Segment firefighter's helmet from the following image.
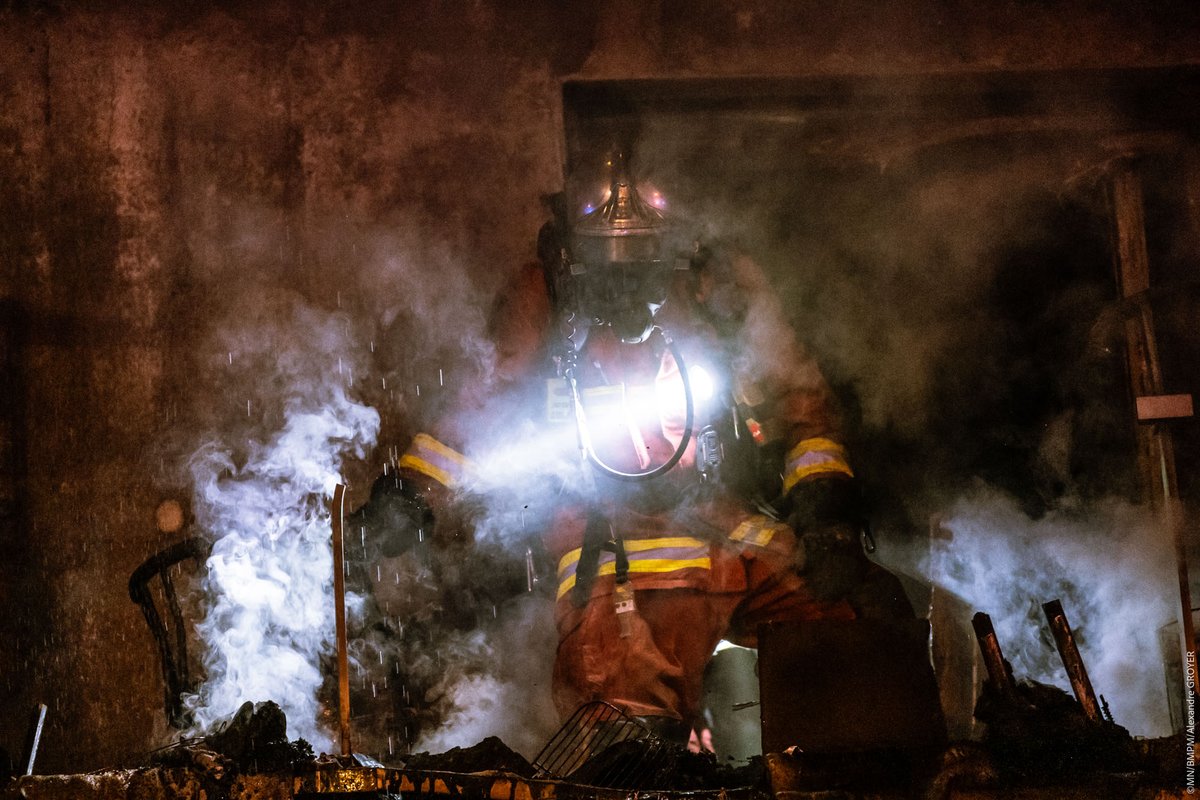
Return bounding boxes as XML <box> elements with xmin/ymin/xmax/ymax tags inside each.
<box><xmin>567</xmin><ymin>150</ymin><xmax>674</xmax><ymax>344</ymax></box>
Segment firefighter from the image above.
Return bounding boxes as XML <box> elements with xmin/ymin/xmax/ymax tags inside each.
<box><xmin>366</xmin><ymin>152</ymin><xmax>911</xmax><ymax>744</ymax></box>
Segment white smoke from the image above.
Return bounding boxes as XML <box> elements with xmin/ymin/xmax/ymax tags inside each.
<box><xmin>412</xmin><ymin>595</ymin><xmax>560</xmax><ymax>759</ymax></box>
<box><xmin>922</xmin><ymin>485</ymin><xmax>1177</xmax><ymax>736</ymax></box>
<box><xmin>182</xmin><ymin>295</ymin><xmax>380</xmax><ymax>748</ymax></box>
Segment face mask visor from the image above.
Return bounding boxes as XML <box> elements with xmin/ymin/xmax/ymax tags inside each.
<box><xmin>569</xmin><ymin>152</ymin><xmax>673</xmax><ymax>344</ymax></box>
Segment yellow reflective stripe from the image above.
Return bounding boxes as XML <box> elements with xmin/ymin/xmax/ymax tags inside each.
<box><xmin>556</xmin><ymin>557</ymin><xmax>712</xmax><ymax>600</ymax></box>
<box><xmin>782</xmin><ymin>437</ymin><xmax>853</xmax><ymax>494</ymax></box>
<box><xmin>555</xmin><ymin>536</ymin><xmax>712</xmax><ymax>600</ymax></box>
<box><xmin>622</xmin><ymin>536</ymin><xmax>707</xmax><ymax>553</ymax></box>
<box><xmin>398</xmin><ymin>454</ymin><xmax>455</xmax><ymax>488</ymax></box>
<box><xmin>785</xmin><ymin>437</ymin><xmax>847</xmax><ymax>463</ymax></box>
<box><xmin>728</xmin><ymin>522</ymin><xmax>752</xmax><ymax>542</ymax></box>
<box><xmin>412</xmin><ymin>433</ymin><xmax>470</xmax><ymax>468</ymax></box>
<box><xmin>556</xmin><ymin>536</ymin><xmax>709</xmax><ymax>575</ymax></box>
<box><xmin>557</xmin><ymin>548</ymin><xmax>581</xmax><ymax>577</ymax></box>
<box><xmin>557</xmin><ymin>561</ymin><xmax>611</xmax><ymax>600</ymax></box>
<box><xmin>628</xmin><ymin>557</ymin><xmax>711</xmax><ymax>575</ymax></box>
<box><xmin>399</xmin><ymin>433</ymin><xmax>473</xmax><ymax>488</ymax></box>
<box><xmin>729</xmin><ymin>518</ymin><xmax>783</xmax><ymax>548</ymax></box>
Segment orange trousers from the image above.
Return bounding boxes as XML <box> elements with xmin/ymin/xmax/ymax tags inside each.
<box><xmin>551</xmin><ymin>537</ymin><xmax>857</xmax><ymax>724</ymax></box>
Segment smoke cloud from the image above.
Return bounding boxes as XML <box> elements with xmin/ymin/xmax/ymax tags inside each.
<box><xmin>922</xmin><ymin>485</ymin><xmax>1176</xmax><ymax>736</ymax></box>
<box><xmin>620</xmin><ymin>112</ymin><xmax>1184</xmax><ymax>743</ymax></box>
<box><xmin>411</xmin><ymin>595</ymin><xmax>560</xmax><ymax>758</ymax></box>
<box><xmin>181</xmin><ymin>291</ymin><xmax>380</xmax><ymax>748</ymax></box>
<box><xmin>342</xmin><ymin>413</ymin><xmax>575</xmax><ymax>759</ymax></box>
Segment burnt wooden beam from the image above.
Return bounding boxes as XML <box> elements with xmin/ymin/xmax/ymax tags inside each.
<box><xmin>971</xmin><ymin>612</ymin><xmax>1016</xmax><ymax>699</ymax></box>
<box><xmin>1042</xmin><ymin>599</ymin><xmax>1102</xmax><ymax>723</ymax></box>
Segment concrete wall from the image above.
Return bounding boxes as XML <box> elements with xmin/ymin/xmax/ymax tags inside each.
<box><xmin>0</xmin><ymin>0</ymin><xmax>1197</xmax><ymax>772</ymax></box>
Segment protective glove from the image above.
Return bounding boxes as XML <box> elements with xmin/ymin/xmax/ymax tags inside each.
<box><xmin>787</xmin><ymin>478</ymin><xmax>870</xmax><ymax>602</ymax></box>
<box><xmin>351</xmin><ymin>470</ymin><xmax>441</xmax><ymax>560</ymax></box>
<box><xmin>354</xmin><ymin>470</ymin><xmax>544</xmax><ymax>621</ymax></box>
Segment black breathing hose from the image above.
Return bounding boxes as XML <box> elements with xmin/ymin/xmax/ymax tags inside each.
<box><xmin>568</xmin><ymin>330</ymin><xmax>695</xmax><ymax>482</ymax></box>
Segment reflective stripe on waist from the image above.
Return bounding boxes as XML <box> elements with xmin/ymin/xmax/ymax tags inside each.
<box><xmin>556</xmin><ymin>536</ymin><xmax>711</xmax><ymax>599</ymax></box>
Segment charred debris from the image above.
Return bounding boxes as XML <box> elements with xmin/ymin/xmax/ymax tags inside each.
<box><xmin>0</xmin><ymin>601</ymin><xmax>1187</xmax><ymax>799</ymax></box>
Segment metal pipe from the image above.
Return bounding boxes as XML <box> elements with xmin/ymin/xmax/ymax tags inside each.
<box><xmin>331</xmin><ymin>483</ymin><xmax>352</xmax><ymax>756</ymax></box>
<box><xmin>1042</xmin><ymin>599</ymin><xmax>1102</xmax><ymax>722</ymax></box>
<box><xmin>23</xmin><ymin>703</ymin><xmax>46</xmax><ymax>775</ymax></box>
<box><xmin>971</xmin><ymin>612</ymin><xmax>1015</xmax><ymax>698</ymax></box>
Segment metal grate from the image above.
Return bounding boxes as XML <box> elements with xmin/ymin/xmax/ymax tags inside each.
<box><xmin>531</xmin><ymin>701</ymin><xmax>672</xmax><ymax>789</ymax></box>
<box><xmin>532</xmin><ymin>702</ymin><xmax>643</xmax><ymax>779</ymax></box>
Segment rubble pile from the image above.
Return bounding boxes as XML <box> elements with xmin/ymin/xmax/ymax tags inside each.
<box><xmin>402</xmin><ymin>736</ymin><xmax>536</xmax><ymax>777</ymax></box>
<box><xmin>568</xmin><ymin>739</ymin><xmax>768</xmax><ymax>792</ymax></box>
<box><xmin>4</xmin><ymin>692</ymin><xmax>1189</xmax><ymax>800</ymax></box>
<box><xmin>402</xmin><ymin>734</ymin><xmax>766</xmax><ymax>792</ymax></box>
<box><xmin>973</xmin><ymin>679</ymin><xmax>1148</xmax><ymax>783</ymax></box>
<box><xmin>151</xmin><ymin>701</ymin><xmax>314</xmax><ymax>776</ymax></box>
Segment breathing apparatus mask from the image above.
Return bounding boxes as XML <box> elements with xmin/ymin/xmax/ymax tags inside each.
<box><xmin>554</xmin><ymin>151</ymin><xmax>676</xmax><ymax>348</ymax></box>
<box><xmin>543</xmin><ymin>153</ymin><xmax>696</xmax><ymax>482</ymax></box>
